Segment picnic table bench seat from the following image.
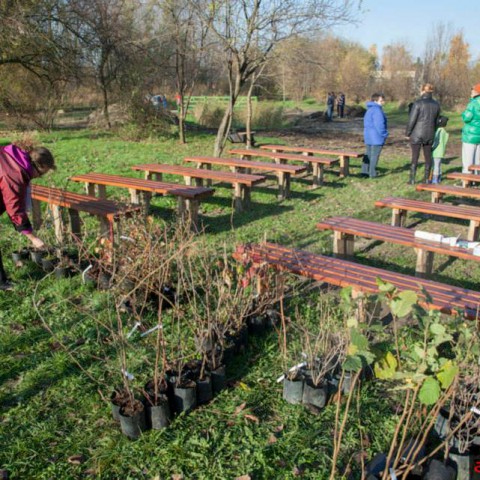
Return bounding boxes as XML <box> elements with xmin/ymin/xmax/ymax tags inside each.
<box><xmin>416</xmin><ymin>183</ymin><xmax>480</xmax><ymax>203</ymax></box>
<box><xmin>70</xmin><ymin>172</ymin><xmax>214</xmax><ymax>230</ymax></box>
<box><xmin>233</xmin><ymin>242</ymin><xmax>480</xmax><ymax>320</ymax></box>
<box><xmin>184</xmin><ymin>155</ymin><xmax>306</xmax><ymax>200</ymax></box>
<box><xmin>31</xmin><ymin>184</ymin><xmax>141</xmax><ymax>243</ymax></box>
<box><xmin>374</xmin><ymin>196</ymin><xmax>480</xmax><ymax>241</ymax></box>
<box><xmin>316</xmin><ymin>216</ymin><xmax>480</xmax><ymax>277</ymax></box>
<box><xmin>446</xmin><ymin>172</ymin><xmax>480</xmax><ymax>188</ymax></box>
<box><xmin>131</xmin><ymin>163</ymin><xmax>265</xmax><ymax>212</ymax></box>
<box><xmin>228</xmin><ymin>147</ymin><xmax>339</xmax><ymax>187</ymax></box>
<box><xmin>259</xmin><ymin>144</ymin><xmax>363</xmax><ymax>178</ymax></box>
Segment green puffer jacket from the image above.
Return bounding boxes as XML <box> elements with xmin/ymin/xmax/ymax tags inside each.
<box><xmin>462</xmin><ymin>96</ymin><xmax>480</xmax><ymax>144</ymax></box>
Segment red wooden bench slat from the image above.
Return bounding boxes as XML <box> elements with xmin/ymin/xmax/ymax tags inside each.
<box><xmin>70</xmin><ymin>173</ymin><xmax>214</xmax><ymax>199</ymax></box>
<box><xmin>228</xmin><ymin>148</ymin><xmax>339</xmax><ymax>165</ymax></box>
<box><xmin>259</xmin><ymin>144</ymin><xmax>363</xmax><ymax>158</ymax></box>
<box><xmin>132</xmin><ymin>163</ymin><xmax>266</xmax><ymax>186</ymax></box>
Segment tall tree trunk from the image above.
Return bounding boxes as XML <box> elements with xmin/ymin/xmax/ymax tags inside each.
<box><xmin>178</xmin><ymin>102</ymin><xmax>186</xmax><ymax>144</ymax></box>
<box><xmin>245</xmin><ymin>78</ymin><xmax>255</xmax><ymax>149</ymax></box>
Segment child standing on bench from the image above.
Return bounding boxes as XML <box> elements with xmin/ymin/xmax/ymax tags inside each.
<box><xmin>431</xmin><ymin>116</ymin><xmax>449</xmax><ymax>184</ymax></box>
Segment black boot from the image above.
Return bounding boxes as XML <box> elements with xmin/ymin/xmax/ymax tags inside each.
<box><xmin>408</xmin><ymin>165</ymin><xmax>417</xmax><ymax>185</ymax></box>
<box><xmin>424</xmin><ymin>165</ymin><xmax>432</xmax><ymax>184</ymax></box>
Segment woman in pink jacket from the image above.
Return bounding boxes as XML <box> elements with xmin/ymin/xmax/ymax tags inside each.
<box><xmin>0</xmin><ymin>144</ymin><xmax>56</xmax><ymax>290</ymax></box>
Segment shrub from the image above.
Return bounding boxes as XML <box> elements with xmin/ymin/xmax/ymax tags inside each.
<box><xmin>193</xmin><ymin>102</ymin><xmax>226</xmax><ymax>128</ymax></box>
<box><xmin>240</xmin><ymin>103</ymin><xmax>284</xmax><ymax>130</ymax></box>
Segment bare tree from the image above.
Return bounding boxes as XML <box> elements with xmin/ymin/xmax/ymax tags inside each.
<box><xmin>188</xmin><ymin>0</ymin><xmax>361</xmax><ymax>156</ymax></box>
<box><xmin>380</xmin><ymin>42</ymin><xmax>415</xmax><ymax>101</ymax></box>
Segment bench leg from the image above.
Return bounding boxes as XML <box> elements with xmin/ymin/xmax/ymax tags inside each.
<box><xmin>233</xmin><ymin>183</ymin><xmax>244</xmax><ymax>213</ymax></box>
<box><xmin>142</xmin><ymin>192</ymin><xmax>151</xmax><ymax>214</ymax></box>
<box><xmin>243</xmin><ymin>186</ymin><xmax>251</xmax><ymax>208</ymax></box>
<box><xmin>50</xmin><ymin>204</ymin><xmax>64</xmax><ymax>244</ymax></box>
<box><xmin>312</xmin><ymin>164</ymin><xmax>324</xmax><ymax>188</ymax></box>
<box><xmin>333</xmin><ymin>232</ymin><xmax>354</xmax><ymax>257</ymax></box>
<box><xmin>391</xmin><ymin>208</ymin><xmax>406</xmax><ymax>227</ymax></box>
<box><xmin>415</xmin><ymin>248</ymin><xmax>434</xmax><ymax>277</ymax></box>
<box><xmin>178</xmin><ymin>198</ymin><xmax>200</xmax><ymax>232</ymax></box>
<box><xmin>277</xmin><ymin>172</ymin><xmax>291</xmax><ymax>200</ymax></box>
<box><xmin>463</xmin><ymin>180</ymin><xmax>470</xmax><ymax>188</ymax></box>
<box><xmin>302</xmin><ymin>152</ymin><xmax>313</xmax><ymax>173</ymax></box>
<box><xmin>431</xmin><ymin>192</ymin><xmax>443</xmax><ymax>203</ymax></box>
<box><xmin>204</xmin><ymin>164</ymin><xmax>212</xmax><ymax>187</ymax></box>
<box><xmin>468</xmin><ymin>220</ymin><xmax>480</xmax><ymax>241</ymax></box>
<box><xmin>68</xmin><ymin>209</ymin><xmax>82</xmax><ymax>241</ymax></box>
<box><xmin>96</xmin><ymin>184</ymin><xmax>106</xmax><ymax>199</ymax></box>
<box><xmin>86</xmin><ymin>182</ymin><xmax>96</xmax><ymax>197</ymax></box>
<box><xmin>98</xmin><ymin>216</ymin><xmax>111</xmax><ymax>239</ymax></box>
<box><xmin>339</xmin><ymin>156</ymin><xmax>350</xmax><ymax>177</ymax></box>
<box><xmin>129</xmin><ymin>188</ymin><xmax>141</xmax><ymax>204</ymax></box>
<box><xmin>154</xmin><ymin>172</ymin><xmax>162</xmax><ymax>182</ymax></box>
<box><xmin>32</xmin><ymin>199</ymin><xmax>43</xmax><ymax>230</ymax></box>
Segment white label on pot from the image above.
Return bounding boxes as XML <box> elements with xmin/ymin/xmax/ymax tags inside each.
<box><xmin>471</xmin><ymin>406</ymin><xmax>480</xmax><ymax>415</ymax></box>
<box><xmin>389</xmin><ymin>468</ymin><xmax>398</xmax><ymax>480</ymax></box>
<box><xmin>126</xmin><ymin>322</ymin><xmax>141</xmax><ymax>339</ymax></box>
<box><xmin>140</xmin><ymin>324</ymin><xmax>163</xmax><ymax>337</ymax></box>
<box><xmin>81</xmin><ymin>264</ymin><xmax>93</xmax><ymax>283</ymax></box>
<box><xmin>122</xmin><ymin>369</ymin><xmax>134</xmax><ymax>380</ymax></box>
<box><xmin>276</xmin><ymin>374</ymin><xmax>285</xmax><ymax>383</ymax></box>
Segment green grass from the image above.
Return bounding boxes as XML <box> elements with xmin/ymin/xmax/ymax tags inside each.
<box><xmin>0</xmin><ymin>106</ymin><xmax>476</xmax><ymax>478</ymax></box>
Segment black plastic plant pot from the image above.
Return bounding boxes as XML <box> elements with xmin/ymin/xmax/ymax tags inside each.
<box><xmin>423</xmin><ymin>459</ymin><xmax>456</xmax><ymax>480</ymax></box>
<box><xmin>97</xmin><ymin>272</ymin><xmax>112</xmax><ymax>290</ymax></box>
<box><xmin>283</xmin><ymin>375</ymin><xmax>304</xmax><ymax>405</ymax></box>
<box><xmin>173</xmin><ymin>381</ymin><xmax>197</xmax><ymax>414</ymax></box>
<box><xmin>12</xmin><ymin>249</ymin><xmax>30</xmax><ymax>263</ymax></box>
<box><xmin>448</xmin><ymin>450</ymin><xmax>473</xmax><ymax>480</ymax></box>
<box><xmin>247</xmin><ymin>314</ymin><xmax>266</xmax><ymax>335</ymax></box>
<box><xmin>222</xmin><ymin>344</ymin><xmax>235</xmax><ymax>365</ymax></box>
<box><xmin>196</xmin><ymin>375</ymin><xmax>213</xmax><ymax>404</ymax></box>
<box><xmin>146</xmin><ymin>394</ymin><xmax>171</xmax><ymax>430</ymax></box>
<box><xmin>119</xmin><ymin>402</ymin><xmax>147</xmax><ymax>440</ymax></box>
<box><xmin>211</xmin><ymin>365</ymin><xmax>227</xmax><ymax>395</ymax></box>
<box><xmin>30</xmin><ymin>250</ymin><xmax>46</xmax><ymax>264</ymax></box>
<box><xmin>54</xmin><ymin>266</ymin><xmax>69</xmax><ymax>279</ymax></box>
<box><xmin>110</xmin><ymin>388</ymin><xmax>129</xmax><ymax>423</ymax></box>
<box><xmin>41</xmin><ymin>257</ymin><xmax>57</xmax><ymax>272</ymax></box>
<box><xmin>302</xmin><ymin>379</ymin><xmax>328</xmax><ymax>409</ymax></box>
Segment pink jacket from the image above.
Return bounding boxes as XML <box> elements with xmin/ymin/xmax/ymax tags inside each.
<box><xmin>0</xmin><ymin>145</ymin><xmax>34</xmax><ymax>234</ymax></box>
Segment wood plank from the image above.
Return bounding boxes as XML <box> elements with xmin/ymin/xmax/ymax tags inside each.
<box><xmin>260</xmin><ymin>144</ymin><xmax>363</xmax><ymax>158</ymax></box>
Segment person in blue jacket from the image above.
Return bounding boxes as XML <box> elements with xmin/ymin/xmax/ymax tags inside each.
<box><xmin>362</xmin><ymin>93</ymin><xmax>388</xmax><ymax>178</ymax></box>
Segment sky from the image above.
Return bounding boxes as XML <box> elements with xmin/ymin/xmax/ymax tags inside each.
<box><xmin>333</xmin><ymin>0</ymin><xmax>479</xmax><ymax>61</ymax></box>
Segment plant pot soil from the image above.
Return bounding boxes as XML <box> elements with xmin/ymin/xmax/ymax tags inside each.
<box><xmin>283</xmin><ymin>374</ymin><xmax>304</xmax><ymax>405</ymax></box>
<box><xmin>54</xmin><ymin>266</ymin><xmax>70</xmax><ymax>279</ymax></box>
<box><xmin>196</xmin><ymin>375</ymin><xmax>213</xmax><ymax>404</ymax></box>
<box><xmin>110</xmin><ymin>388</ymin><xmax>130</xmax><ymax>423</ymax></box>
<box><xmin>247</xmin><ymin>314</ymin><xmax>265</xmax><ymax>335</ymax></box>
<box><xmin>423</xmin><ymin>459</ymin><xmax>456</xmax><ymax>480</ymax></box>
<box><xmin>119</xmin><ymin>400</ymin><xmax>147</xmax><ymax>439</ymax></box>
<box><xmin>210</xmin><ymin>364</ymin><xmax>227</xmax><ymax>394</ymax></box>
<box><xmin>173</xmin><ymin>380</ymin><xmax>197</xmax><ymax>414</ymax></box>
<box><xmin>302</xmin><ymin>380</ymin><xmax>328</xmax><ymax>409</ymax></box>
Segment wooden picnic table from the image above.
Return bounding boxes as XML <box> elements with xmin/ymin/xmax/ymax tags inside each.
<box><xmin>31</xmin><ymin>184</ymin><xmax>141</xmax><ymax>243</ymax></box>
<box><xmin>374</xmin><ymin>196</ymin><xmax>480</xmax><ymax>241</ymax></box>
<box><xmin>183</xmin><ymin>155</ymin><xmax>306</xmax><ymax>200</ymax></box>
<box><xmin>131</xmin><ymin>163</ymin><xmax>265</xmax><ymax>212</ymax></box>
<box><xmin>228</xmin><ymin>147</ymin><xmax>338</xmax><ymax>187</ymax></box>
<box><xmin>70</xmin><ymin>172</ymin><xmax>214</xmax><ymax>230</ymax></box>
<box><xmin>259</xmin><ymin>144</ymin><xmax>363</xmax><ymax>178</ymax></box>
<box><xmin>447</xmin><ymin>172</ymin><xmax>480</xmax><ymax>188</ymax></box>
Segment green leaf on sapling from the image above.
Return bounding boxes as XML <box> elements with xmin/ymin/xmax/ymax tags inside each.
<box><xmin>419</xmin><ymin>377</ymin><xmax>441</xmax><ymax>405</ymax></box>
<box><xmin>390</xmin><ymin>291</ymin><xmax>418</xmax><ymax>318</ymax></box>
<box><xmin>376</xmin><ymin>278</ymin><xmax>396</xmax><ymax>293</ymax></box>
<box><xmin>436</xmin><ymin>361</ymin><xmax>459</xmax><ymax>389</ymax></box>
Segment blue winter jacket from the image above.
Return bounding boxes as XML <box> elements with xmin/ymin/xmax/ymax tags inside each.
<box><xmin>364</xmin><ymin>101</ymin><xmax>388</xmax><ymax>146</ymax></box>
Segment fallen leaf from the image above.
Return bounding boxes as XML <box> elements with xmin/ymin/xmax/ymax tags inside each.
<box><xmin>267</xmin><ymin>434</ymin><xmax>277</xmax><ymax>444</ymax></box>
<box><xmin>238</xmin><ymin>382</ymin><xmax>251</xmax><ymax>391</ymax></box>
<box><xmin>171</xmin><ymin>474</ymin><xmax>184</xmax><ymax>480</ymax></box>
<box><xmin>244</xmin><ymin>414</ymin><xmax>259</xmax><ymax>424</ymax></box>
<box><xmin>234</xmin><ymin>402</ymin><xmax>247</xmax><ymax>415</ymax></box>
<box><xmin>235</xmin><ymin>475</ymin><xmax>251</xmax><ymax>480</ymax></box>
<box><xmin>274</xmin><ymin>424</ymin><xmax>284</xmax><ymax>433</ymax></box>
<box><xmin>67</xmin><ymin>454</ymin><xmax>85</xmax><ymax>465</ymax></box>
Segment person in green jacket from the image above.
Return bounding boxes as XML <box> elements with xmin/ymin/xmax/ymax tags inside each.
<box><xmin>431</xmin><ymin>116</ymin><xmax>449</xmax><ymax>184</ymax></box>
<box><xmin>461</xmin><ymin>83</ymin><xmax>480</xmax><ymax>173</ymax></box>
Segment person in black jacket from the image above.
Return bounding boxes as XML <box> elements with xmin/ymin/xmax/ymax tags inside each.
<box><xmin>405</xmin><ymin>83</ymin><xmax>441</xmax><ymax>184</ymax></box>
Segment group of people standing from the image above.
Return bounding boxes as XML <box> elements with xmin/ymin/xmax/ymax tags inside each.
<box><xmin>362</xmin><ymin>82</ymin><xmax>480</xmax><ymax>182</ymax></box>
<box><xmin>326</xmin><ymin>92</ymin><xmax>346</xmax><ymax>121</ymax></box>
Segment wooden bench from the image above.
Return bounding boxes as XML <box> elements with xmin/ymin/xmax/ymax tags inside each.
<box><xmin>227</xmin><ymin>131</ymin><xmax>256</xmax><ymax>146</ymax></box>
<box><xmin>70</xmin><ymin>173</ymin><xmax>214</xmax><ymax>230</ymax></box>
<box><xmin>131</xmin><ymin>163</ymin><xmax>265</xmax><ymax>213</ymax></box>
<box><xmin>233</xmin><ymin>242</ymin><xmax>480</xmax><ymax>320</ymax></box>
<box><xmin>184</xmin><ymin>156</ymin><xmax>306</xmax><ymax>200</ymax></box>
<box><xmin>468</xmin><ymin>165</ymin><xmax>480</xmax><ymax>173</ymax></box>
<box><xmin>374</xmin><ymin>196</ymin><xmax>480</xmax><ymax>241</ymax></box>
<box><xmin>259</xmin><ymin>144</ymin><xmax>363</xmax><ymax>178</ymax></box>
<box><xmin>228</xmin><ymin>147</ymin><xmax>339</xmax><ymax>187</ymax></box>
<box><xmin>31</xmin><ymin>184</ymin><xmax>141</xmax><ymax>243</ymax></box>
<box><xmin>446</xmin><ymin>172</ymin><xmax>480</xmax><ymax>188</ymax></box>
<box><xmin>416</xmin><ymin>183</ymin><xmax>480</xmax><ymax>203</ymax></box>
<box><xmin>316</xmin><ymin>216</ymin><xmax>480</xmax><ymax>277</ymax></box>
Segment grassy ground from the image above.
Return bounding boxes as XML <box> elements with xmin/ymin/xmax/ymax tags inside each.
<box><xmin>0</xmin><ymin>104</ymin><xmax>476</xmax><ymax>479</ymax></box>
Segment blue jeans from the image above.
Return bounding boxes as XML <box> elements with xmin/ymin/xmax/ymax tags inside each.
<box><xmin>326</xmin><ymin>105</ymin><xmax>333</xmax><ymax>121</ymax></box>
<box><xmin>365</xmin><ymin>144</ymin><xmax>383</xmax><ymax>178</ymax></box>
